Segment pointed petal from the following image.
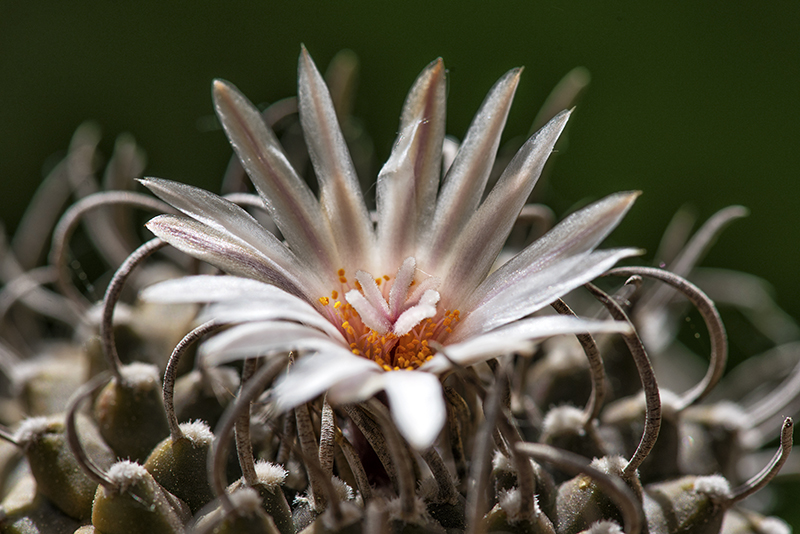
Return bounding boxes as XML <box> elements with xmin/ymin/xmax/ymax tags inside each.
<box><xmin>466</xmin><ymin>191</ymin><xmax>641</xmax><ymax>309</ymax></box>
<box><xmin>298</xmin><ymin>47</ymin><xmax>375</xmax><ymax>270</ymax></box>
<box><xmin>142</xmin><ymin>274</ymin><xmax>295</xmax><ymax>303</ymax></box>
<box><xmin>272</xmin><ymin>352</ymin><xmax>382</xmax><ymax>411</ymax></box>
<box><xmin>212</xmin><ymin>79</ymin><xmax>339</xmax><ymax>274</ymax></box>
<box><xmin>145</xmin><ymin>215</ymin><xmax>316</xmax><ymax>299</ymax></box>
<box><xmin>200</xmin><ymin>321</ymin><xmax>350</xmax><ymax>367</ymax></box>
<box><xmin>142</xmin><ymin>273</ymin><xmax>344</xmax><ymax>341</ymax></box>
<box><xmin>426</xmin><ymin>315</ymin><xmax>633</xmax><ymax>371</ymax></box>
<box><xmin>140</xmin><ymin>177</ymin><xmax>319</xmax><ymax>283</ymax></box>
<box><xmin>453</xmin><ymin>247</ymin><xmax>641</xmax><ymax>340</ymax></box>
<box><xmin>375</xmin><ymin>59</ymin><xmax>446</xmax><ymax>270</ymax></box>
<box><xmin>436</xmin><ymin>111</ymin><xmax>571</xmax><ymax>305</ymax></box>
<box><xmin>200</xmin><ymin>301</ymin><xmax>347</xmax><ymax>343</ymax></box>
<box><xmin>382</xmin><ymin>370</ymin><xmax>445</xmax><ymax>450</ymax></box>
<box><xmin>423</xmin><ymin>68</ymin><xmax>522</xmax><ymax>266</ymax></box>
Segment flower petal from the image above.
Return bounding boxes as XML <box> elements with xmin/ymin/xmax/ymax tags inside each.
<box><xmin>466</xmin><ymin>191</ymin><xmax>641</xmax><ymax>309</ymax></box>
<box><xmin>375</xmin><ymin>59</ymin><xmax>446</xmax><ymax>271</ymax></box>
<box><xmin>213</xmin><ymin>79</ymin><xmax>340</xmax><ymax>275</ymax></box>
<box><xmin>428</xmin><ymin>315</ymin><xmax>633</xmax><ymax>371</ymax></box>
<box><xmin>436</xmin><ymin>110</ymin><xmax>571</xmax><ymax>306</ymax></box>
<box><xmin>200</xmin><ymin>301</ymin><xmax>347</xmax><ymax>344</ymax></box>
<box><xmin>142</xmin><ymin>274</ymin><xmax>293</xmax><ymax>303</ymax></box>
<box><xmin>145</xmin><ymin>215</ymin><xmax>313</xmax><ymax>298</ymax></box>
<box><xmin>141</xmin><ymin>177</ymin><xmax>324</xmax><ymax>291</ymax></box>
<box><xmin>382</xmin><ymin>370</ymin><xmax>446</xmax><ymax>450</ymax></box>
<box><xmin>298</xmin><ymin>47</ymin><xmax>375</xmax><ymax>271</ymax></box>
<box><xmin>272</xmin><ymin>352</ymin><xmax>382</xmax><ymax>411</ymax></box>
<box><xmin>423</xmin><ymin>68</ymin><xmax>522</xmax><ymax>267</ymax></box>
<box><xmin>454</xmin><ymin>247</ymin><xmax>641</xmax><ymax>340</ymax></box>
<box><xmin>199</xmin><ymin>321</ymin><xmax>351</xmax><ymax>367</ymax></box>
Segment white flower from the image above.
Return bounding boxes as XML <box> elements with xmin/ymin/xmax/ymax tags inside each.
<box><xmin>141</xmin><ymin>48</ymin><xmax>639</xmax><ymax>449</ymax></box>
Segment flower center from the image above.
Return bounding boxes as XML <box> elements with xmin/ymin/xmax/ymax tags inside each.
<box><xmin>317</xmin><ymin>257</ymin><xmax>460</xmax><ymax>371</ymax></box>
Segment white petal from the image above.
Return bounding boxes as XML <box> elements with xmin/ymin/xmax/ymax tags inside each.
<box><xmin>142</xmin><ymin>274</ymin><xmax>294</xmax><ymax>303</ymax></box>
<box><xmin>297</xmin><ymin>47</ymin><xmax>375</xmax><ymax>271</ymax></box>
<box><xmin>200</xmin><ymin>322</ymin><xmax>348</xmax><ymax>367</ymax></box>
<box><xmin>382</xmin><ymin>371</ymin><xmax>446</xmax><ymax>450</ymax></box>
<box><xmin>436</xmin><ymin>111</ymin><xmax>571</xmax><ymax>306</ymax></box>
<box><xmin>423</xmin><ymin>68</ymin><xmax>522</xmax><ymax>266</ymax></box>
<box><xmin>272</xmin><ymin>352</ymin><xmax>382</xmax><ymax>411</ymax></box>
<box><xmin>213</xmin><ymin>79</ymin><xmax>340</xmax><ymax>275</ymax></box>
<box><xmin>327</xmin><ymin>371</ymin><xmax>386</xmax><ymax>405</ymax></box>
<box><xmin>145</xmin><ymin>215</ymin><xmax>314</xmax><ymax>299</ymax></box>
<box><xmin>375</xmin><ymin>59</ymin><xmax>446</xmax><ymax>271</ymax></box>
<box><xmin>435</xmin><ymin>315</ymin><xmax>633</xmax><ymax>368</ymax></box>
<box><xmin>466</xmin><ymin>191</ymin><xmax>640</xmax><ymax>309</ymax></box>
<box><xmin>139</xmin><ymin>177</ymin><xmax>293</xmax><ymax>267</ymax></box>
<box><xmin>453</xmin><ymin>247</ymin><xmax>641</xmax><ymax>340</ymax></box>
<box><xmin>199</xmin><ymin>301</ymin><xmax>347</xmax><ymax>344</ymax></box>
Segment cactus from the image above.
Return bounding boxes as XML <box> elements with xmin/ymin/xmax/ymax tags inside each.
<box><xmin>0</xmin><ymin>49</ymin><xmax>795</xmax><ymax>534</ymax></box>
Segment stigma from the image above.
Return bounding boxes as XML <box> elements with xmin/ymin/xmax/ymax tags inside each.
<box><xmin>317</xmin><ymin>257</ymin><xmax>460</xmax><ymax>371</ymax></box>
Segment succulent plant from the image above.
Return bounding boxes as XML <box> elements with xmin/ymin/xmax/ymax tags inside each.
<box><xmin>0</xmin><ymin>48</ymin><xmax>795</xmax><ymax>534</ymax></box>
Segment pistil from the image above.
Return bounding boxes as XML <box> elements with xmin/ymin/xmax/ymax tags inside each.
<box><xmin>316</xmin><ymin>260</ymin><xmax>460</xmax><ymax>371</ymax></box>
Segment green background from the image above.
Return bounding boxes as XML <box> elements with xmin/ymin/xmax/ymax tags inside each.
<box><xmin>1</xmin><ymin>1</ymin><xmax>799</xmax><ymax>527</ymax></box>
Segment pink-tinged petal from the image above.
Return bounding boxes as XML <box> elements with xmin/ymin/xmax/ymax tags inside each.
<box><xmin>436</xmin><ymin>110</ymin><xmax>571</xmax><ymax>306</ymax></box>
<box><xmin>297</xmin><ymin>47</ymin><xmax>375</xmax><ymax>271</ymax></box>
<box><xmin>145</xmin><ymin>215</ymin><xmax>318</xmax><ymax>299</ymax></box>
<box><xmin>375</xmin><ymin>59</ymin><xmax>446</xmax><ymax>271</ymax></box>
<box><xmin>467</xmin><ymin>191</ymin><xmax>641</xmax><ymax>309</ymax></box>
<box><xmin>426</xmin><ymin>315</ymin><xmax>633</xmax><ymax>372</ymax></box>
<box><xmin>212</xmin><ymin>79</ymin><xmax>340</xmax><ymax>275</ymax></box>
<box><xmin>140</xmin><ymin>177</ymin><xmax>323</xmax><ymax>287</ymax></box>
<box><xmin>382</xmin><ymin>371</ymin><xmax>446</xmax><ymax>450</ymax></box>
<box><xmin>453</xmin><ymin>248</ymin><xmax>641</xmax><ymax>340</ymax></box>
<box><xmin>423</xmin><ymin>68</ymin><xmax>522</xmax><ymax>267</ymax></box>
<box><xmin>199</xmin><ymin>321</ymin><xmax>351</xmax><ymax>367</ymax></box>
<box><xmin>272</xmin><ymin>352</ymin><xmax>383</xmax><ymax>411</ymax></box>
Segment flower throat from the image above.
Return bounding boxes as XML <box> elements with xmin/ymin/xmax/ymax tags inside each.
<box><xmin>317</xmin><ymin>258</ymin><xmax>459</xmax><ymax>371</ymax></box>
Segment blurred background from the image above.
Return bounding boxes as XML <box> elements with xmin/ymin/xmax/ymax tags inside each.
<box><xmin>1</xmin><ymin>1</ymin><xmax>799</xmax><ymax>526</ymax></box>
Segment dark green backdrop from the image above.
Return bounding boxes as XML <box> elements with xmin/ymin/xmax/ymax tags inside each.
<box><xmin>2</xmin><ymin>1</ymin><xmax>799</xmax><ymax>526</ymax></box>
